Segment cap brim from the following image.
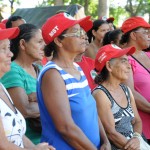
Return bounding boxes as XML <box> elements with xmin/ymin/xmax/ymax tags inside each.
<box><xmin>114</xmin><ymin>46</ymin><xmax>136</xmax><ymax>58</ymax></box>
<box><xmin>0</xmin><ymin>27</ymin><xmax>19</xmax><ymax>40</ymax></box>
<box><xmin>76</xmin><ymin>16</ymin><xmax>93</xmax><ymax>32</ymax></box>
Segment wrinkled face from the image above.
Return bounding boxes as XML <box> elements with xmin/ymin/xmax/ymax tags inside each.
<box><xmin>0</xmin><ymin>39</ymin><xmax>13</xmax><ymax>77</ymax></box>
<box><xmin>60</xmin><ymin>24</ymin><xmax>87</xmax><ymax>55</ymax></box>
<box><xmin>24</xmin><ymin>29</ymin><xmax>45</xmax><ymax>61</ymax></box>
<box><xmin>133</xmin><ymin>27</ymin><xmax>150</xmax><ymax>49</ymax></box>
<box><xmin>93</xmin><ymin>23</ymin><xmax>110</xmax><ymax>41</ymax></box>
<box><xmin>109</xmin><ymin>55</ymin><xmax>131</xmax><ymax>81</ymax></box>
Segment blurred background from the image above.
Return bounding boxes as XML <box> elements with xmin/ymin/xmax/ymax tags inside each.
<box><xmin>1</xmin><ymin>0</ymin><xmax>150</xmax><ymax>27</ymax></box>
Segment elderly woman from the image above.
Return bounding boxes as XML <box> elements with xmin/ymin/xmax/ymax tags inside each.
<box><xmin>0</xmin><ymin>23</ymin><xmax>55</xmax><ymax>150</ymax></box>
<box><xmin>120</xmin><ymin>16</ymin><xmax>150</xmax><ymax>143</ymax></box>
<box><xmin>37</xmin><ymin>13</ymin><xmax>111</xmax><ymax>150</ymax></box>
<box><xmin>92</xmin><ymin>44</ymin><xmax>142</xmax><ymax>149</ymax></box>
<box><xmin>1</xmin><ymin>23</ymin><xmax>45</xmax><ymax>144</ymax></box>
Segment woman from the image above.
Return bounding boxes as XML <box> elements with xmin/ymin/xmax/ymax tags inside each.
<box><xmin>37</xmin><ymin>13</ymin><xmax>110</xmax><ymax>150</ymax></box>
<box><xmin>92</xmin><ymin>44</ymin><xmax>142</xmax><ymax>149</ymax></box>
<box><xmin>1</xmin><ymin>23</ymin><xmax>45</xmax><ymax>144</ymax></box>
<box><xmin>0</xmin><ymin>23</ymin><xmax>55</xmax><ymax>149</ymax></box>
<box><xmin>85</xmin><ymin>19</ymin><xmax>110</xmax><ymax>59</ymax></box>
<box><xmin>102</xmin><ymin>29</ymin><xmax>123</xmax><ymax>47</ymax></box>
<box><xmin>120</xmin><ymin>16</ymin><xmax>150</xmax><ymax>143</ymax></box>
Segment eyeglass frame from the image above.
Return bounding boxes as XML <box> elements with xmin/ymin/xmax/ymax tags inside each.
<box><xmin>61</xmin><ymin>28</ymin><xmax>86</xmax><ymax>38</ymax></box>
<box><xmin>134</xmin><ymin>29</ymin><xmax>150</xmax><ymax>35</ymax></box>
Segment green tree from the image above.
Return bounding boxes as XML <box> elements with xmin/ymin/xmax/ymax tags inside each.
<box><xmin>8</xmin><ymin>0</ymin><xmax>20</xmax><ymax>14</ymax></box>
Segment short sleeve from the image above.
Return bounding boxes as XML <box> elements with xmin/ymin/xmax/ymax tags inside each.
<box><xmin>1</xmin><ymin>63</ymin><xmax>25</xmax><ymax>89</ymax></box>
<box><xmin>128</xmin><ymin>56</ymin><xmax>137</xmax><ymax>73</ymax></box>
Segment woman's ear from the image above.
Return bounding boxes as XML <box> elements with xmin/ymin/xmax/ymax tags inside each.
<box><xmin>19</xmin><ymin>39</ymin><xmax>26</xmax><ymax>51</ymax></box>
<box><xmin>105</xmin><ymin>61</ymin><xmax>113</xmax><ymax>72</ymax></box>
<box><xmin>130</xmin><ymin>31</ymin><xmax>137</xmax><ymax>41</ymax></box>
<box><xmin>92</xmin><ymin>29</ymin><xmax>96</xmax><ymax>37</ymax></box>
<box><xmin>54</xmin><ymin>37</ymin><xmax>63</xmax><ymax>48</ymax></box>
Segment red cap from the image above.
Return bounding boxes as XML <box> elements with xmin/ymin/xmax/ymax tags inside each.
<box><xmin>42</xmin><ymin>13</ymin><xmax>93</xmax><ymax>44</ymax></box>
<box><xmin>121</xmin><ymin>16</ymin><xmax>150</xmax><ymax>33</ymax></box>
<box><xmin>107</xmin><ymin>17</ymin><xmax>114</xmax><ymax>22</ymax></box>
<box><xmin>99</xmin><ymin>16</ymin><xmax>114</xmax><ymax>22</ymax></box>
<box><xmin>0</xmin><ymin>23</ymin><xmax>19</xmax><ymax>40</ymax></box>
<box><xmin>95</xmin><ymin>44</ymin><xmax>135</xmax><ymax>73</ymax></box>
<box><xmin>1</xmin><ymin>19</ymin><xmax>8</xmax><ymax>24</ymax></box>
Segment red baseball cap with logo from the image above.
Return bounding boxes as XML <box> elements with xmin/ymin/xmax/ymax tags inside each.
<box><xmin>42</xmin><ymin>12</ymin><xmax>93</xmax><ymax>44</ymax></box>
<box><xmin>95</xmin><ymin>44</ymin><xmax>135</xmax><ymax>73</ymax></box>
<box><xmin>0</xmin><ymin>23</ymin><xmax>19</xmax><ymax>40</ymax></box>
<box><xmin>121</xmin><ymin>16</ymin><xmax>150</xmax><ymax>34</ymax></box>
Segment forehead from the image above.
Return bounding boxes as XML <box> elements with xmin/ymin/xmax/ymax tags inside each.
<box><xmin>0</xmin><ymin>39</ymin><xmax>10</xmax><ymax>45</ymax></box>
<box><xmin>67</xmin><ymin>24</ymin><xmax>81</xmax><ymax>32</ymax></box>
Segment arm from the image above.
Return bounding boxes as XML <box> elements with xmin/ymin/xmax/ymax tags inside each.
<box><xmin>93</xmin><ymin>89</ymin><xmax>140</xmax><ymax>150</ymax></box>
<box><xmin>7</xmin><ymin>88</ymin><xmax>39</xmax><ymax>118</ymax></box>
<box><xmin>128</xmin><ymin>87</ymin><xmax>142</xmax><ymax>134</ymax></box>
<box><xmin>125</xmin><ymin>69</ymin><xmax>150</xmax><ymax>113</ymax></box>
<box><xmin>0</xmin><ymin>116</ymin><xmax>53</xmax><ymax>150</ymax></box>
<box><xmin>98</xmin><ymin>118</ymin><xmax>111</xmax><ymax>150</ymax></box>
<box><xmin>41</xmin><ymin>69</ymin><xmax>97</xmax><ymax>150</ymax></box>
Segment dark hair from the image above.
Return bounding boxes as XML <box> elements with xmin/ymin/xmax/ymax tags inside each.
<box><xmin>66</xmin><ymin>4</ymin><xmax>83</xmax><ymax>17</ymax></box>
<box><xmin>10</xmin><ymin>23</ymin><xmax>39</xmax><ymax>61</ymax></box>
<box><xmin>94</xmin><ymin>66</ymin><xmax>109</xmax><ymax>84</ymax></box>
<box><xmin>44</xmin><ymin>30</ymin><xmax>67</xmax><ymax>57</ymax></box>
<box><xmin>6</xmin><ymin>16</ymin><xmax>23</xmax><ymax>28</ymax></box>
<box><xmin>103</xmin><ymin>29</ymin><xmax>122</xmax><ymax>46</ymax></box>
<box><xmin>87</xmin><ymin>19</ymin><xmax>108</xmax><ymax>43</ymax></box>
<box><xmin>120</xmin><ymin>27</ymin><xmax>140</xmax><ymax>45</ymax></box>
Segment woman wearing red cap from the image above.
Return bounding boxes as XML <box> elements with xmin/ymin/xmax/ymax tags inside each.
<box><xmin>92</xmin><ymin>44</ymin><xmax>142</xmax><ymax>150</ymax></box>
<box><xmin>0</xmin><ymin>24</ymin><xmax>55</xmax><ymax>149</ymax></box>
<box><xmin>120</xmin><ymin>16</ymin><xmax>150</xmax><ymax>143</ymax></box>
<box><xmin>37</xmin><ymin>13</ymin><xmax>110</xmax><ymax>150</ymax></box>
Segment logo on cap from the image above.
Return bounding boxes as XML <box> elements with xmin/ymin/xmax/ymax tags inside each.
<box><xmin>98</xmin><ymin>52</ymin><xmax>107</xmax><ymax>63</ymax></box>
<box><xmin>49</xmin><ymin>26</ymin><xmax>59</xmax><ymax>37</ymax></box>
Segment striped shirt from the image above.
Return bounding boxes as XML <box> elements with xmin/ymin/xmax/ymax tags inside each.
<box><xmin>37</xmin><ymin>61</ymin><xmax>100</xmax><ymax>150</ymax></box>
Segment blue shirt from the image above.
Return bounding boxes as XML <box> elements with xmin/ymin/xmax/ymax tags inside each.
<box><xmin>37</xmin><ymin>61</ymin><xmax>100</xmax><ymax>150</ymax></box>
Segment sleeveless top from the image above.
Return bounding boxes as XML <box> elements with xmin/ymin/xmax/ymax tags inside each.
<box><xmin>0</xmin><ymin>83</ymin><xmax>26</xmax><ymax>148</ymax></box>
<box><xmin>37</xmin><ymin>61</ymin><xmax>100</xmax><ymax>150</ymax></box>
<box><xmin>94</xmin><ymin>84</ymin><xmax>134</xmax><ymax>150</ymax></box>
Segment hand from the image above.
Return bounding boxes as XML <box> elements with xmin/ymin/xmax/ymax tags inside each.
<box><xmin>100</xmin><ymin>142</ymin><xmax>111</xmax><ymax>150</ymax></box>
<box><xmin>28</xmin><ymin>93</ymin><xmax>37</xmax><ymax>102</ymax></box>
<box><xmin>32</xmin><ymin>143</ymin><xmax>56</xmax><ymax>150</ymax></box>
<box><xmin>124</xmin><ymin>137</ymin><xmax>140</xmax><ymax>150</ymax></box>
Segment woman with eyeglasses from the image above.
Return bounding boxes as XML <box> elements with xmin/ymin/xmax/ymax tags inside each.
<box><xmin>0</xmin><ymin>23</ymin><xmax>55</xmax><ymax>150</ymax></box>
<box><xmin>37</xmin><ymin>13</ymin><xmax>111</xmax><ymax>150</ymax></box>
<box><xmin>120</xmin><ymin>16</ymin><xmax>150</xmax><ymax>143</ymax></box>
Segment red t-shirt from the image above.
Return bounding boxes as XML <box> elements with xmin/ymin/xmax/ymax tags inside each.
<box><xmin>77</xmin><ymin>56</ymin><xmax>97</xmax><ymax>90</ymax></box>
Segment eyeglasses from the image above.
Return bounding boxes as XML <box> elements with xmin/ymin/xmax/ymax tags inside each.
<box><xmin>134</xmin><ymin>29</ymin><xmax>150</xmax><ymax>35</ymax></box>
<box><xmin>62</xmin><ymin>29</ymin><xmax>86</xmax><ymax>38</ymax></box>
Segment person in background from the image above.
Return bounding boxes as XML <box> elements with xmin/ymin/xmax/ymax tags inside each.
<box><xmin>102</xmin><ymin>29</ymin><xmax>123</xmax><ymax>48</ymax></box>
<box><xmin>120</xmin><ymin>16</ymin><xmax>150</xmax><ymax>143</ymax></box>
<box><xmin>6</xmin><ymin>15</ymin><xmax>26</xmax><ymax>28</ymax></box>
<box><xmin>0</xmin><ymin>23</ymin><xmax>55</xmax><ymax>150</ymax></box>
<box><xmin>92</xmin><ymin>44</ymin><xmax>142</xmax><ymax>149</ymax></box>
<box><xmin>1</xmin><ymin>23</ymin><xmax>45</xmax><ymax>144</ymax></box>
<box><xmin>85</xmin><ymin>19</ymin><xmax>110</xmax><ymax>59</ymax></box>
<box><xmin>37</xmin><ymin>12</ymin><xmax>111</xmax><ymax>150</ymax></box>
<box><xmin>66</xmin><ymin>4</ymin><xmax>86</xmax><ymax>20</ymax></box>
